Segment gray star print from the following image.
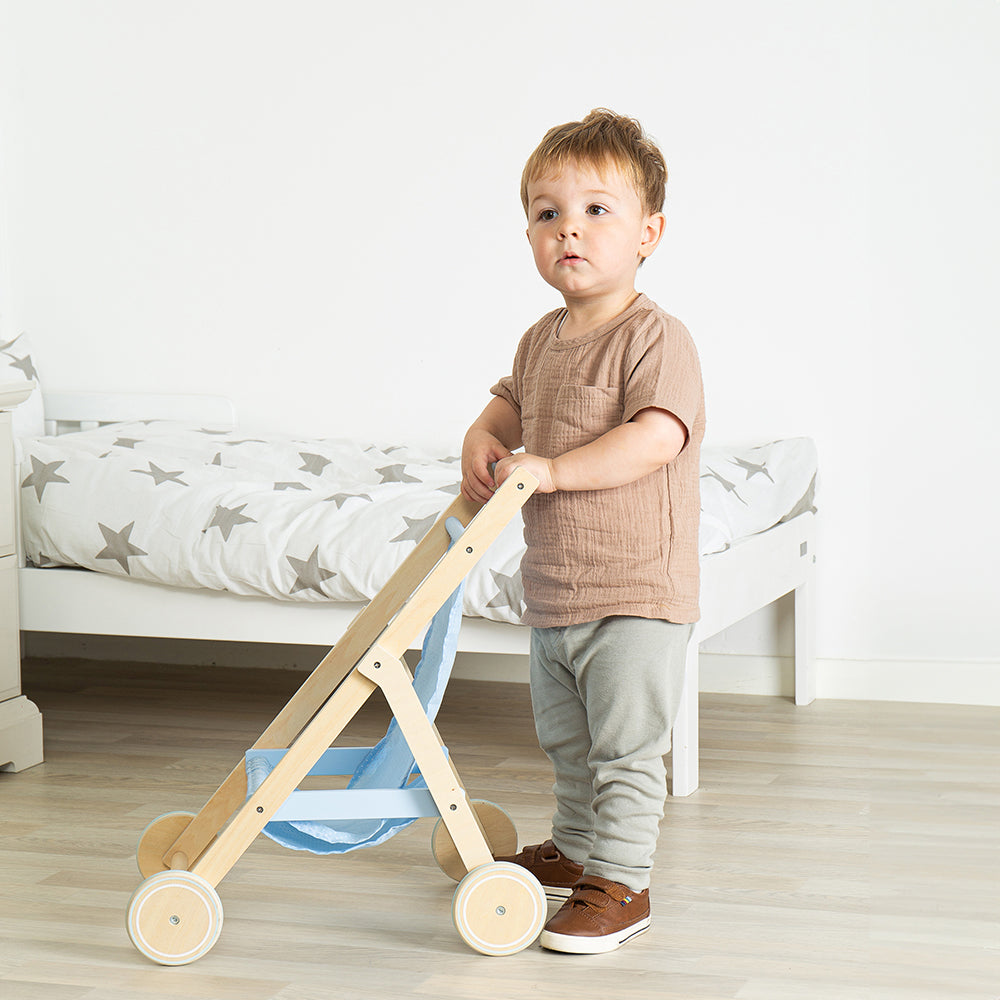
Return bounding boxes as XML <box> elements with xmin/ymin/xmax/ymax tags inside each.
<box><xmin>205</xmin><ymin>503</ymin><xmax>257</xmax><ymax>541</ymax></box>
<box><xmin>299</xmin><ymin>453</ymin><xmax>332</xmax><ymax>476</ymax></box>
<box><xmin>486</xmin><ymin>568</ymin><xmax>525</xmax><ymax>616</ymax></box>
<box><xmin>389</xmin><ymin>513</ymin><xmax>438</xmax><ymax>544</ymax></box>
<box><xmin>377</xmin><ymin>464</ymin><xmax>421</xmax><ymax>484</ymax></box>
<box><xmin>7</xmin><ymin>352</ymin><xmax>37</xmax><ymax>380</ymax></box>
<box><xmin>436</xmin><ymin>482</ymin><xmax>461</xmax><ymax>495</ymax></box>
<box><xmin>274</xmin><ymin>482</ymin><xmax>308</xmax><ymax>491</ymax></box>
<box><xmin>325</xmin><ymin>492</ymin><xmax>373</xmax><ymax>508</ymax></box>
<box><xmin>114</xmin><ymin>437</ymin><xmax>142</xmax><ymax>449</ymax></box>
<box><xmin>287</xmin><ymin>546</ymin><xmax>338</xmax><ymax>596</ymax></box>
<box><xmin>701</xmin><ymin>468</ymin><xmax>748</xmax><ymax>506</ymax></box>
<box><xmin>133</xmin><ymin>462</ymin><xmax>188</xmax><ymax>487</ymax></box>
<box><xmin>729</xmin><ymin>457</ymin><xmax>774</xmax><ymax>482</ymax></box>
<box><xmin>96</xmin><ymin>521</ymin><xmax>148</xmax><ymax>574</ymax></box>
<box><xmin>21</xmin><ymin>456</ymin><xmax>70</xmax><ymax>501</ymax></box>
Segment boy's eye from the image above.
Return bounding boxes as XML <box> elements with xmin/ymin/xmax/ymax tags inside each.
<box><xmin>587</xmin><ymin>204</ymin><xmax>608</xmax><ymax>216</ymax></box>
<box><xmin>538</xmin><ymin>209</ymin><xmax>558</xmax><ymax>222</ymax></box>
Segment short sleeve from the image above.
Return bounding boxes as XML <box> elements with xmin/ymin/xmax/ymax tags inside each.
<box><xmin>488</xmin><ymin>315</ymin><xmax>551</xmax><ymax>419</ymax></box>
<box><xmin>622</xmin><ymin>316</ymin><xmax>703</xmax><ymax>438</ymax></box>
<box><xmin>489</xmin><ymin>373</ymin><xmax>520</xmax><ymax>417</ymax></box>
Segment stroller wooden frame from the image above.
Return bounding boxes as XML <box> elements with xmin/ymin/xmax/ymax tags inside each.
<box><xmin>127</xmin><ymin>467</ymin><xmax>549</xmax><ymax>962</ymax></box>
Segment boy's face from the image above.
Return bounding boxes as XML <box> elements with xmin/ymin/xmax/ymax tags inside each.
<box><xmin>524</xmin><ymin>160</ymin><xmax>664</xmax><ymax>310</ymax></box>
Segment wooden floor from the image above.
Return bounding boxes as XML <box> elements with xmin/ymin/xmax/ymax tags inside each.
<box><xmin>2</xmin><ymin>658</ymin><xmax>998</xmax><ymax>1000</ymax></box>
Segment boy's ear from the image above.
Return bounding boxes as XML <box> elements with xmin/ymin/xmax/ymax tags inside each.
<box><xmin>639</xmin><ymin>212</ymin><xmax>666</xmax><ymax>260</ymax></box>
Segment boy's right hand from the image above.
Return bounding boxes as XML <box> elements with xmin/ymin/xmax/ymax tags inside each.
<box><xmin>461</xmin><ymin>429</ymin><xmax>513</xmax><ymax>504</ymax></box>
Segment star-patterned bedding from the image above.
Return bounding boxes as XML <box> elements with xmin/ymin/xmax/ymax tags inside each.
<box><xmin>18</xmin><ymin>422</ymin><xmax>817</xmax><ymax>625</ymax></box>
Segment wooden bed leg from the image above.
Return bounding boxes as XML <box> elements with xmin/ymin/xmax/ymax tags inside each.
<box><xmin>669</xmin><ymin>639</ymin><xmax>700</xmax><ymax>797</ymax></box>
<box><xmin>794</xmin><ymin>565</ymin><xmax>817</xmax><ymax>706</ymax></box>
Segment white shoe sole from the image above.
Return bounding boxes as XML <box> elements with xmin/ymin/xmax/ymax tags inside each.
<box><xmin>539</xmin><ymin>916</ymin><xmax>651</xmax><ymax>954</ymax></box>
<box><xmin>542</xmin><ymin>884</ymin><xmax>575</xmax><ymax>900</ymax></box>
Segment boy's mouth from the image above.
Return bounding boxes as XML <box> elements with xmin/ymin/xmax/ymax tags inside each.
<box><xmin>559</xmin><ymin>252</ymin><xmax>584</xmax><ymax>264</ymax></box>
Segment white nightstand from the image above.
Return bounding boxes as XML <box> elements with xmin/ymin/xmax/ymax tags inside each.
<box><xmin>0</xmin><ymin>381</ymin><xmax>43</xmax><ymax>771</ymax></box>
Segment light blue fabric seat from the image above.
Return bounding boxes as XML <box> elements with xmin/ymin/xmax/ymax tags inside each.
<box><xmin>245</xmin><ymin>519</ymin><xmax>466</xmax><ymax>855</ymax></box>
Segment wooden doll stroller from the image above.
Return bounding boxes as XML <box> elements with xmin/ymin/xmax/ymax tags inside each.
<box><xmin>126</xmin><ymin>468</ymin><xmax>544</xmax><ymax>963</ymax></box>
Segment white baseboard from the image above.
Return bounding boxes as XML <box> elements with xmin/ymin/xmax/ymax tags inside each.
<box><xmin>451</xmin><ymin>651</ymin><xmax>530</xmax><ymax>683</ymax></box>
<box><xmin>699</xmin><ymin>653</ymin><xmax>1000</xmax><ymax>706</ymax></box>
<box><xmin>22</xmin><ymin>633</ymin><xmax>1000</xmax><ymax>707</ymax></box>
<box><xmin>455</xmin><ymin>652</ymin><xmax>1000</xmax><ymax>707</ymax></box>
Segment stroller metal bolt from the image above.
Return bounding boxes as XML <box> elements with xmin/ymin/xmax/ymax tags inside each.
<box><xmin>169</xmin><ymin>915</ymin><xmax>180</xmax><ymax>925</ymax></box>
<box><xmin>495</xmin><ymin>905</ymin><xmax>506</xmax><ymax>916</ymax></box>
<box><xmin>449</xmin><ymin>804</ymin><xmax>457</xmax><ymax>811</ymax></box>
<box><xmin>466</xmin><ymin>546</ymin><xmax>473</xmax><ymax>554</ymax></box>
<box><xmin>256</xmin><ymin>806</ymin><xmax>264</xmax><ymax>813</ymax></box>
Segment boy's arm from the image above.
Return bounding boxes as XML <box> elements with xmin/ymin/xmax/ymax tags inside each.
<box><xmin>461</xmin><ymin>395</ymin><xmax>524</xmax><ymax>503</ymax></box>
<box><xmin>494</xmin><ymin>407</ymin><xmax>686</xmax><ymax>494</ymax></box>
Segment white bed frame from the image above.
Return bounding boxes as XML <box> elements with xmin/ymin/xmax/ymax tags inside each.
<box><xmin>17</xmin><ymin>392</ymin><xmax>816</xmax><ymax>796</ymax></box>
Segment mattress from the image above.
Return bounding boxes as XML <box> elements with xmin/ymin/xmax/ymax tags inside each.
<box><xmin>18</xmin><ymin>423</ymin><xmax>817</xmax><ymax>625</ymax></box>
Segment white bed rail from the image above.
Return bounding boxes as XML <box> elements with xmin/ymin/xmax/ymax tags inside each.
<box><xmin>43</xmin><ymin>392</ymin><xmax>236</xmax><ymax>436</ymax></box>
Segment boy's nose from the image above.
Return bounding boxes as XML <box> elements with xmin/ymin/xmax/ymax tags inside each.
<box><xmin>558</xmin><ymin>216</ymin><xmax>581</xmax><ymax>239</ymax></box>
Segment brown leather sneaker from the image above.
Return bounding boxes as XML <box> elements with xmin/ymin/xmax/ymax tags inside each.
<box><xmin>539</xmin><ymin>875</ymin><xmax>651</xmax><ymax>954</ymax></box>
<box><xmin>493</xmin><ymin>840</ymin><xmax>585</xmax><ymax>899</ymax></box>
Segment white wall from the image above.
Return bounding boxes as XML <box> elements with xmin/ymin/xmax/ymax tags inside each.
<box><xmin>1</xmin><ymin>1</ymin><xmax>998</xmax><ymax>697</ymax></box>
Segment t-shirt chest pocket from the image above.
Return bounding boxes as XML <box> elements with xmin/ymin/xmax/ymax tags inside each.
<box><xmin>548</xmin><ymin>384</ymin><xmax>623</xmax><ymax>453</ymax></box>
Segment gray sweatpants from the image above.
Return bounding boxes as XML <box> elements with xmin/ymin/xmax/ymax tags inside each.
<box><xmin>529</xmin><ymin>616</ymin><xmax>693</xmax><ymax>892</ymax></box>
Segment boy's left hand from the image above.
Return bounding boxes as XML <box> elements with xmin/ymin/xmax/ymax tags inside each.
<box><xmin>494</xmin><ymin>453</ymin><xmax>557</xmax><ymax>493</ymax></box>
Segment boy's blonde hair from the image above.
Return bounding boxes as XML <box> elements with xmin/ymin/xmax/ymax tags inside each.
<box><xmin>520</xmin><ymin>108</ymin><xmax>667</xmax><ymax>217</ymax></box>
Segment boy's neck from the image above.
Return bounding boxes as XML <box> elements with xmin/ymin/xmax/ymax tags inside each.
<box><xmin>557</xmin><ymin>289</ymin><xmax>641</xmax><ymax>341</ymax></box>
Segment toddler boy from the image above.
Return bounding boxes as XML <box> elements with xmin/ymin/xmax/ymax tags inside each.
<box><xmin>461</xmin><ymin>109</ymin><xmax>705</xmax><ymax>954</ymax></box>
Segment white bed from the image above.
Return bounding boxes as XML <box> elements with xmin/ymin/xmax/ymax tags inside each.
<box><xmin>16</xmin><ymin>391</ymin><xmax>818</xmax><ymax>796</ymax></box>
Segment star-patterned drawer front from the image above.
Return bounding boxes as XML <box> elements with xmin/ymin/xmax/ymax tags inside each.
<box><xmin>0</xmin><ymin>412</ymin><xmax>14</xmax><ymax>558</ymax></box>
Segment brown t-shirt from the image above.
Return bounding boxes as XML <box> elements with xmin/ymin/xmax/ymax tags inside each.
<box><xmin>491</xmin><ymin>294</ymin><xmax>705</xmax><ymax>627</ymax></box>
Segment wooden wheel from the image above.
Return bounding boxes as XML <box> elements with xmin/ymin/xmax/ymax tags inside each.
<box><xmin>452</xmin><ymin>861</ymin><xmax>546</xmax><ymax>956</ymax></box>
<box><xmin>126</xmin><ymin>870</ymin><xmax>223</xmax><ymax>966</ymax></box>
<box><xmin>136</xmin><ymin>811</ymin><xmax>199</xmax><ymax>877</ymax></box>
<box><xmin>432</xmin><ymin>799</ymin><xmax>518</xmax><ymax>881</ymax></box>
